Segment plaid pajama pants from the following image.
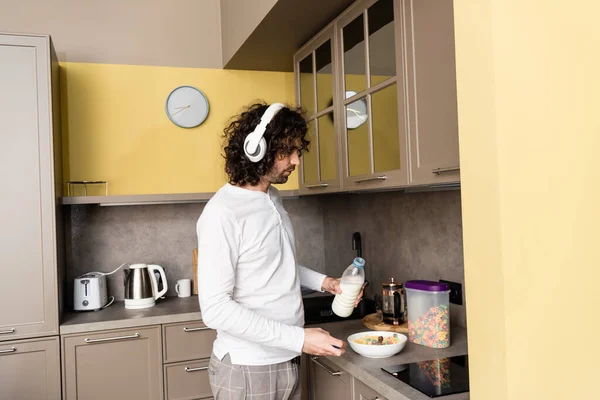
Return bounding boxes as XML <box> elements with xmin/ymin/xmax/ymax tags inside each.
<box><xmin>208</xmin><ymin>353</ymin><xmax>302</xmax><ymax>400</ymax></box>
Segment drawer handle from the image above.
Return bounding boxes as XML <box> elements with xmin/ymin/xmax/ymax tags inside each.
<box><xmin>354</xmin><ymin>176</ymin><xmax>387</xmax><ymax>183</ymax></box>
<box><xmin>183</xmin><ymin>326</ymin><xmax>210</xmax><ymax>332</ymax></box>
<box><xmin>84</xmin><ymin>333</ymin><xmax>140</xmax><ymax>343</ymax></box>
<box><xmin>0</xmin><ymin>347</ymin><xmax>16</xmax><ymax>354</ymax></box>
<box><xmin>185</xmin><ymin>366</ymin><xmax>209</xmax><ymax>372</ymax></box>
<box><xmin>432</xmin><ymin>166</ymin><xmax>460</xmax><ymax>174</ymax></box>
<box><xmin>0</xmin><ymin>328</ymin><xmax>15</xmax><ymax>335</ymax></box>
<box><xmin>310</xmin><ymin>356</ymin><xmax>341</xmax><ymax>376</ymax></box>
<box><xmin>305</xmin><ymin>183</ymin><xmax>328</xmax><ymax>189</ymax></box>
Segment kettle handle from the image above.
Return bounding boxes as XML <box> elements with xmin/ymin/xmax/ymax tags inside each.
<box><xmin>148</xmin><ymin>264</ymin><xmax>168</xmax><ymax>299</ymax></box>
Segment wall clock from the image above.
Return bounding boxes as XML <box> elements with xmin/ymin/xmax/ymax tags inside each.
<box><xmin>165</xmin><ymin>86</ymin><xmax>209</xmax><ymax>128</ymax></box>
<box><xmin>345</xmin><ymin>90</ymin><xmax>368</xmax><ymax>130</ymax></box>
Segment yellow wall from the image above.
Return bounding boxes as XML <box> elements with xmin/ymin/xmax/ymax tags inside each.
<box><xmin>60</xmin><ymin>62</ymin><xmax>298</xmax><ymax>195</ymax></box>
<box><xmin>454</xmin><ymin>1</ymin><xmax>600</xmax><ymax>399</ymax></box>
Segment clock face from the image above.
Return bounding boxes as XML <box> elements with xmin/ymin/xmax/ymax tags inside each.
<box><xmin>165</xmin><ymin>86</ymin><xmax>209</xmax><ymax>128</ymax></box>
<box><xmin>345</xmin><ymin>90</ymin><xmax>368</xmax><ymax>129</ymax></box>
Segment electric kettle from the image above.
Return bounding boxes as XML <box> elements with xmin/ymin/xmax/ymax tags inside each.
<box><xmin>123</xmin><ymin>264</ymin><xmax>168</xmax><ymax>309</ymax></box>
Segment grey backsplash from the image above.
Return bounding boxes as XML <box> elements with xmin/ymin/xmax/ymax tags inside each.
<box><xmin>65</xmin><ymin>190</ymin><xmax>465</xmax><ymax>327</ymax></box>
<box><xmin>319</xmin><ymin>190</ymin><xmax>466</xmax><ymax>328</ymax></box>
<box><xmin>64</xmin><ymin>196</ymin><xmax>326</xmax><ymax>307</ymax></box>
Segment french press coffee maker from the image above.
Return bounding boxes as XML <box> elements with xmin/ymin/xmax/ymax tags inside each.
<box><xmin>381</xmin><ymin>278</ymin><xmax>407</xmax><ymax>325</ymax></box>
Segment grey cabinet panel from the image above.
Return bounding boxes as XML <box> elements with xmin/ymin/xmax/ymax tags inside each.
<box><xmin>0</xmin><ymin>33</ymin><xmax>59</xmax><ymax>341</ymax></box>
<box><xmin>162</xmin><ymin>321</ymin><xmax>216</xmax><ymax>364</ymax></box>
<box><xmin>62</xmin><ymin>326</ymin><xmax>163</xmax><ymax>400</ymax></box>
<box><xmin>404</xmin><ymin>0</ymin><xmax>461</xmax><ymax>185</ymax></box>
<box><xmin>164</xmin><ymin>359</ymin><xmax>213</xmax><ymax>400</ymax></box>
<box><xmin>354</xmin><ymin>377</ymin><xmax>387</xmax><ymax>400</ymax></box>
<box><xmin>309</xmin><ymin>356</ymin><xmax>352</xmax><ymax>400</ymax></box>
<box><xmin>0</xmin><ymin>336</ymin><xmax>61</xmax><ymax>400</ymax></box>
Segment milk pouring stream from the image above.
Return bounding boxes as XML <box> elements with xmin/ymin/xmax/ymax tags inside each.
<box><xmin>332</xmin><ymin>257</ymin><xmax>365</xmax><ymax>318</ymax></box>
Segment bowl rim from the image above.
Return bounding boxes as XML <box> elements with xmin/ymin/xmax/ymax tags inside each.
<box><xmin>347</xmin><ymin>331</ymin><xmax>407</xmax><ymax>347</ymax></box>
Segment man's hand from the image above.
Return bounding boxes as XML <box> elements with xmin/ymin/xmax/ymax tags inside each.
<box><xmin>302</xmin><ymin>328</ymin><xmax>347</xmax><ymax>357</ymax></box>
<box><xmin>322</xmin><ymin>276</ymin><xmax>366</xmax><ymax>307</ymax></box>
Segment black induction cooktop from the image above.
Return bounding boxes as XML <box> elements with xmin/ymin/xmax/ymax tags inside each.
<box><xmin>382</xmin><ymin>355</ymin><xmax>469</xmax><ymax>398</ymax></box>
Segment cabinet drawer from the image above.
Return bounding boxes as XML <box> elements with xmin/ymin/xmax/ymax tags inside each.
<box><xmin>163</xmin><ymin>321</ymin><xmax>216</xmax><ymax>363</ymax></box>
<box><xmin>354</xmin><ymin>377</ymin><xmax>387</xmax><ymax>400</ymax></box>
<box><xmin>164</xmin><ymin>359</ymin><xmax>213</xmax><ymax>400</ymax></box>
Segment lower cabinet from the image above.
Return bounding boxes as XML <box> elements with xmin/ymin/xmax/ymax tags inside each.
<box><xmin>62</xmin><ymin>326</ymin><xmax>163</xmax><ymax>400</ymax></box>
<box><xmin>354</xmin><ymin>377</ymin><xmax>387</xmax><ymax>400</ymax></box>
<box><xmin>308</xmin><ymin>356</ymin><xmax>352</xmax><ymax>400</ymax></box>
<box><xmin>164</xmin><ymin>359</ymin><xmax>212</xmax><ymax>400</ymax></box>
<box><xmin>0</xmin><ymin>336</ymin><xmax>61</xmax><ymax>400</ymax></box>
<box><xmin>162</xmin><ymin>321</ymin><xmax>216</xmax><ymax>400</ymax></box>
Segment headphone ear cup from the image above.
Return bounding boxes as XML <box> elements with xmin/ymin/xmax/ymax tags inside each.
<box><xmin>244</xmin><ymin>137</ymin><xmax>267</xmax><ymax>163</ymax></box>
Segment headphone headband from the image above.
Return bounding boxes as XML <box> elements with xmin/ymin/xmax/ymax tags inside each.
<box><xmin>244</xmin><ymin>103</ymin><xmax>285</xmax><ymax>162</ymax></box>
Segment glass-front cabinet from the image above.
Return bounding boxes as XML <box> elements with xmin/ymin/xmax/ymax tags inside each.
<box><xmin>293</xmin><ymin>0</ymin><xmax>460</xmax><ymax>193</ymax></box>
<box><xmin>338</xmin><ymin>0</ymin><xmax>408</xmax><ymax>190</ymax></box>
<box><xmin>294</xmin><ymin>25</ymin><xmax>342</xmax><ymax>194</ymax></box>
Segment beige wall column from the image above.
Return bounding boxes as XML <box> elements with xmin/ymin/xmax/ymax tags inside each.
<box><xmin>454</xmin><ymin>1</ymin><xmax>600</xmax><ymax>399</ymax></box>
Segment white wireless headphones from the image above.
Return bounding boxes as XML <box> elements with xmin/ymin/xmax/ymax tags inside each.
<box><xmin>244</xmin><ymin>103</ymin><xmax>285</xmax><ymax>163</ymax></box>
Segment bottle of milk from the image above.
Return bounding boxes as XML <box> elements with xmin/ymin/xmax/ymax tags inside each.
<box><xmin>331</xmin><ymin>257</ymin><xmax>365</xmax><ymax>318</ymax></box>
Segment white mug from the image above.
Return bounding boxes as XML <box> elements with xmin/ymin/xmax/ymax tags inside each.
<box><xmin>175</xmin><ymin>279</ymin><xmax>191</xmax><ymax>298</ymax></box>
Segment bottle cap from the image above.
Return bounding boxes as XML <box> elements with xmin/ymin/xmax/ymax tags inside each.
<box><xmin>353</xmin><ymin>257</ymin><xmax>365</xmax><ymax>268</ymax></box>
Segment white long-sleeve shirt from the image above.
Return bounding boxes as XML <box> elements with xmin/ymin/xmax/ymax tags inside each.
<box><xmin>196</xmin><ymin>183</ymin><xmax>326</xmax><ymax>365</ymax></box>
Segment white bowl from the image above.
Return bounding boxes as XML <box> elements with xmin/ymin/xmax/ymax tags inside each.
<box><xmin>347</xmin><ymin>331</ymin><xmax>407</xmax><ymax>359</ymax></box>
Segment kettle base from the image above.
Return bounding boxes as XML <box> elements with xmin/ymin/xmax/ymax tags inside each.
<box><xmin>125</xmin><ymin>297</ymin><xmax>156</xmax><ymax>309</ymax></box>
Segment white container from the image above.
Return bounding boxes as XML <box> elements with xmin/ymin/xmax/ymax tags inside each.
<box><xmin>405</xmin><ymin>280</ymin><xmax>451</xmax><ymax>348</ymax></box>
<box><xmin>331</xmin><ymin>257</ymin><xmax>365</xmax><ymax>318</ymax></box>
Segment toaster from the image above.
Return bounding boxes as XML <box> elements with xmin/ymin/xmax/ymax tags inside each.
<box><xmin>74</xmin><ymin>272</ymin><xmax>109</xmax><ymax>311</ymax></box>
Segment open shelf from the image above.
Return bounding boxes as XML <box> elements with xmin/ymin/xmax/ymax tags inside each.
<box><xmin>60</xmin><ymin>190</ymin><xmax>300</xmax><ymax>206</ymax></box>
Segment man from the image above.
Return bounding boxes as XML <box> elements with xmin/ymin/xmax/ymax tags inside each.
<box><xmin>197</xmin><ymin>102</ymin><xmax>362</xmax><ymax>400</ymax></box>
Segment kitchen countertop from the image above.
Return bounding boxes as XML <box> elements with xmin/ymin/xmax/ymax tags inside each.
<box><xmin>60</xmin><ymin>296</ymin><xmax>201</xmax><ymax>335</ymax></box>
<box><xmin>318</xmin><ymin>319</ymin><xmax>469</xmax><ymax>400</ymax></box>
<box><xmin>60</xmin><ymin>296</ymin><xmax>469</xmax><ymax>400</ymax></box>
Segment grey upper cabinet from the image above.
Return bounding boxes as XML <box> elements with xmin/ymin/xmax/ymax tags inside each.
<box><xmin>404</xmin><ymin>0</ymin><xmax>460</xmax><ymax>186</ymax></box>
<box><xmin>308</xmin><ymin>356</ymin><xmax>352</xmax><ymax>400</ymax></box>
<box><xmin>338</xmin><ymin>0</ymin><xmax>410</xmax><ymax>191</ymax></box>
<box><xmin>294</xmin><ymin>24</ymin><xmax>343</xmax><ymax>195</ymax></box>
<box><xmin>0</xmin><ymin>33</ymin><xmax>61</xmax><ymax>341</ymax></box>
<box><xmin>0</xmin><ymin>336</ymin><xmax>61</xmax><ymax>400</ymax></box>
<box><xmin>293</xmin><ymin>0</ymin><xmax>460</xmax><ymax>193</ymax></box>
<box><xmin>62</xmin><ymin>326</ymin><xmax>163</xmax><ymax>400</ymax></box>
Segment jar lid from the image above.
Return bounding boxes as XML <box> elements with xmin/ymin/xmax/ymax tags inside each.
<box><xmin>405</xmin><ymin>280</ymin><xmax>450</xmax><ymax>292</ymax></box>
<box><xmin>382</xmin><ymin>277</ymin><xmax>402</xmax><ymax>289</ymax></box>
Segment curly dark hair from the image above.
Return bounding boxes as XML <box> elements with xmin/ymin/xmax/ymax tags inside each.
<box><xmin>223</xmin><ymin>102</ymin><xmax>310</xmax><ymax>186</ymax></box>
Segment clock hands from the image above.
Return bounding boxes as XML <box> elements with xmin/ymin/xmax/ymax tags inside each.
<box><xmin>347</xmin><ymin>107</ymin><xmax>367</xmax><ymax>120</ymax></box>
<box><xmin>171</xmin><ymin>105</ymin><xmax>190</xmax><ymax>117</ymax></box>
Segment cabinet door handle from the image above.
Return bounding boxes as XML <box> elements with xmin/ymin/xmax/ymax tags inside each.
<box><xmin>354</xmin><ymin>176</ymin><xmax>387</xmax><ymax>183</ymax></box>
<box><xmin>432</xmin><ymin>166</ymin><xmax>460</xmax><ymax>174</ymax></box>
<box><xmin>305</xmin><ymin>183</ymin><xmax>328</xmax><ymax>189</ymax></box>
<box><xmin>0</xmin><ymin>347</ymin><xmax>16</xmax><ymax>354</ymax></box>
<box><xmin>310</xmin><ymin>356</ymin><xmax>341</xmax><ymax>376</ymax></box>
<box><xmin>84</xmin><ymin>333</ymin><xmax>140</xmax><ymax>343</ymax></box>
<box><xmin>185</xmin><ymin>366</ymin><xmax>209</xmax><ymax>372</ymax></box>
<box><xmin>0</xmin><ymin>328</ymin><xmax>15</xmax><ymax>335</ymax></box>
<box><xmin>183</xmin><ymin>326</ymin><xmax>210</xmax><ymax>332</ymax></box>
